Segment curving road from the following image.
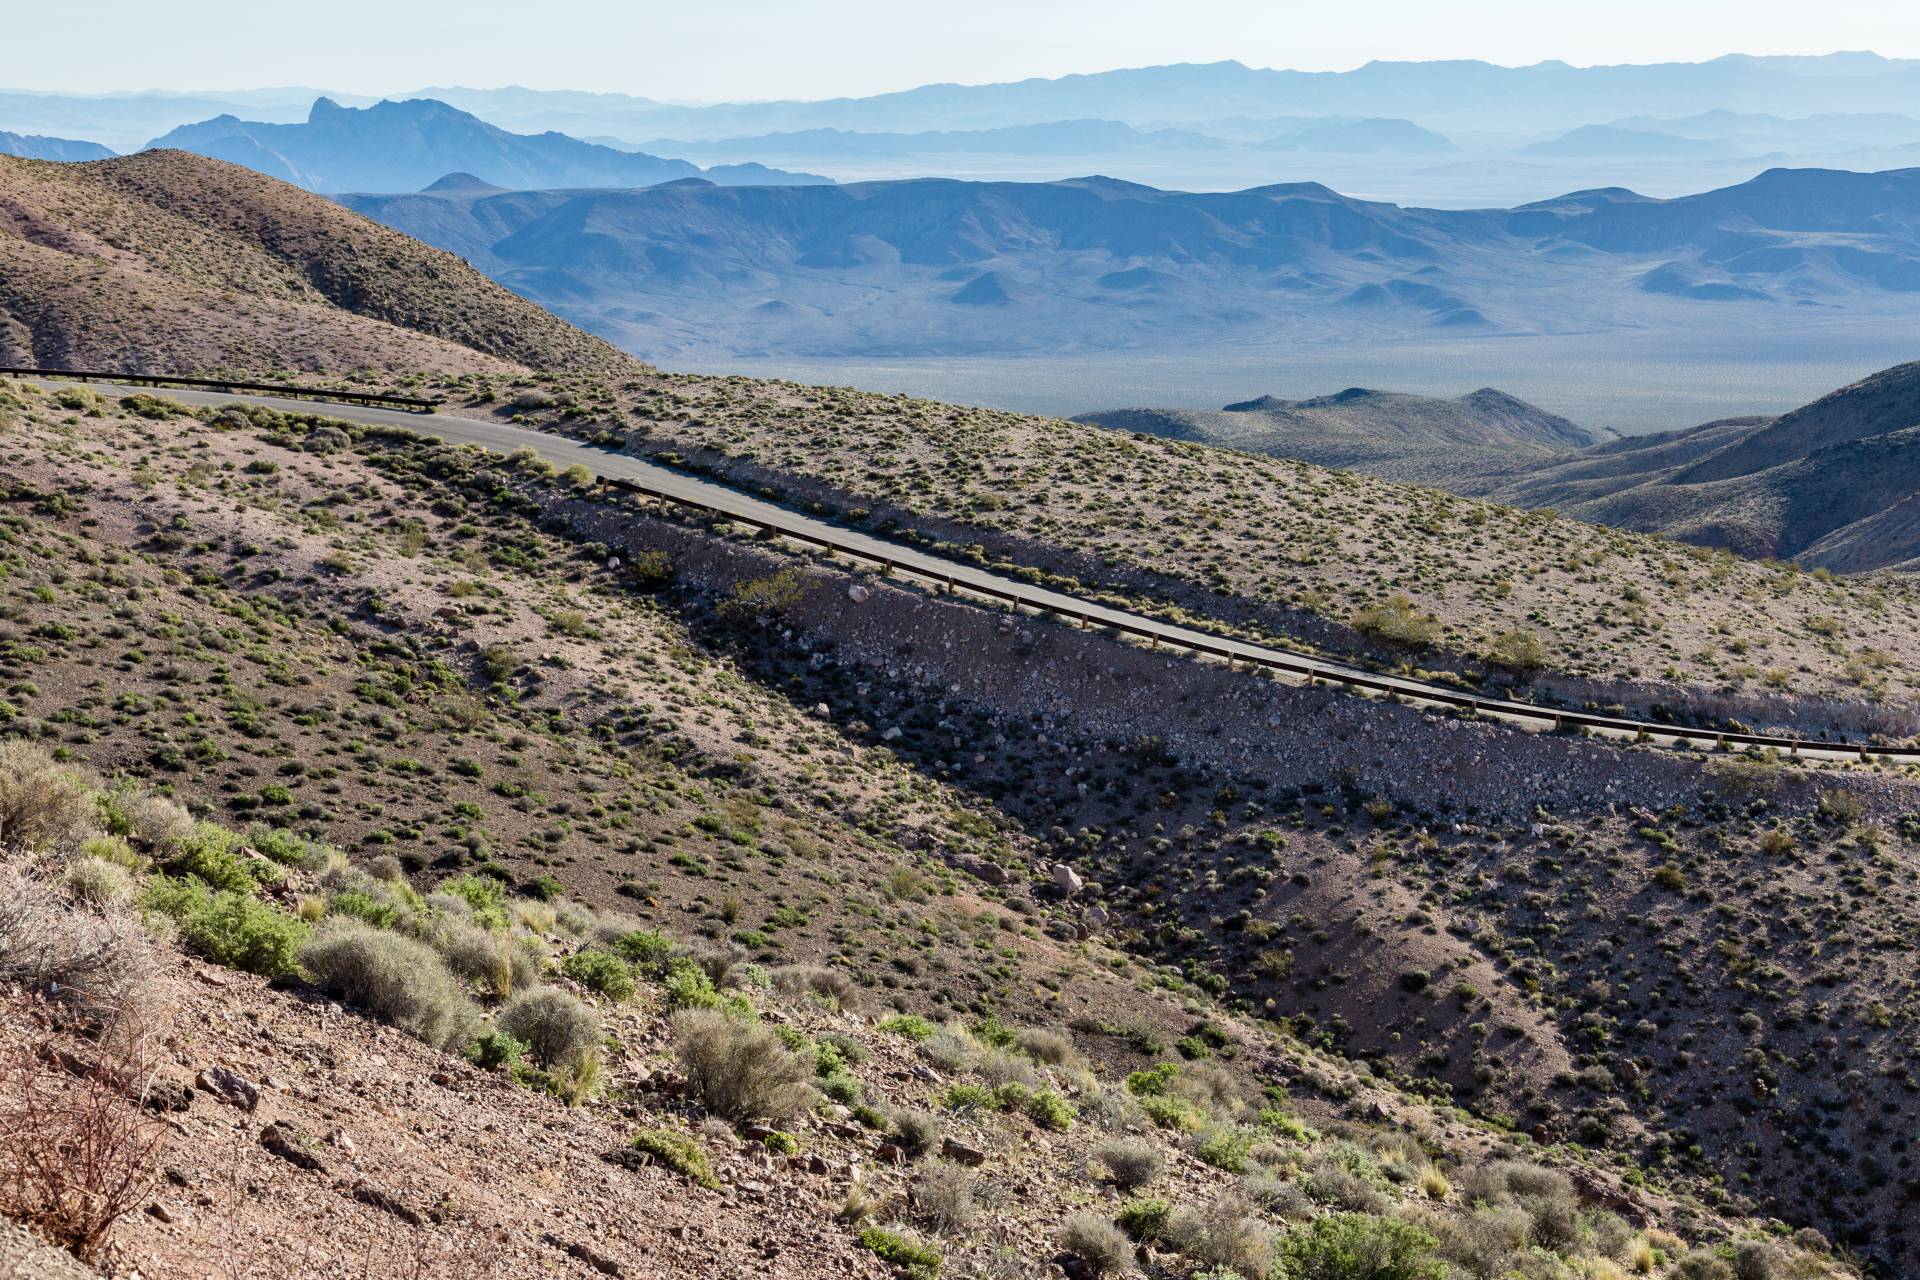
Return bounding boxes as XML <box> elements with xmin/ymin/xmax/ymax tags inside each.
<box><xmin>21</xmin><ymin>374</ymin><xmax>1916</xmax><ymax>765</ymax></box>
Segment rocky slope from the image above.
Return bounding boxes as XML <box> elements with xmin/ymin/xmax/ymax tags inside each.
<box><xmin>0</xmin><ymin>149</ymin><xmax>643</xmax><ymax>376</ymax></box>
<box><xmin>1469</xmin><ymin>362</ymin><xmax>1920</xmax><ymax>570</ymax></box>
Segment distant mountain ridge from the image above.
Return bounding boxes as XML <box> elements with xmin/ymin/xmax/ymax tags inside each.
<box><xmin>0</xmin><ymin>130</ymin><xmax>114</xmax><ymax>161</ymax></box>
<box><xmin>144</xmin><ymin>97</ymin><xmax>832</xmax><ymax>193</ymax></box>
<box><xmin>335</xmin><ymin>165</ymin><xmax>1920</xmax><ymax>365</ymax></box>
<box><xmin>1078</xmin><ymin>386</ymin><xmax>1610</xmax><ymax>482</ymax></box>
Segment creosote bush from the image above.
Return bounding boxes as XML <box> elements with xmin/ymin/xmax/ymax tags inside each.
<box><xmin>673</xmin><ymin>1009</ymin><xmax>814</xmax><ymax>1122</ymax></box>
<box><xmin>300</xmin><ymin>921</ymin><xmax>478</xmax><ymax>1051</ymax></box>
<box><xmin>497</xmin><ymin>986</ymin><xmax>602</xmax><ymax>1069</ymax></box>
<box><xmin>1057</xmin><ymin>1212</ymin><xmax>1133</xmax><ymax>1276</ymax></box>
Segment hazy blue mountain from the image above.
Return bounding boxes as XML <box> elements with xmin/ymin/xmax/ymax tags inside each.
<box><xmin>0</xmin><ymin>130</ymin><xmax>115</xmax><ymax>161</ymax></box>
<box><xmin>336</xmin><ymin>166</ymin><xmax>1920</xmax><ymax>366</ymax></box>
<box><xmin>145</xmin><ymin>98</ymin><xmax>831</xmax><ymax>193</ymax></box>
<box><xmin>1520</xmin><ymin>125</ymin><xmax>1748</xmax><ymax>158</ymax></box>
<box><xmin>1252</xmin><ymin>118</ymin><xmax>1456</xmax><ymax>152</ymax></box>
<box><xmin>0</xmin><ymin>89</ymin><xmax>345</xmax><ymax>152</ymax></box>
<box><xmin>630</xmin><ymin>119</ymin><xmax>1227</xmax><ymax>162</ymax></box>
<box><xmin>1609</xmin><ymin>109</ymin><xmax>1920</xmax><ymax>151</ymax></box>
<box><xmin>391</xmin><ymin>55</ymin><xmax>1920</xmax><ymax>141</ymax></box>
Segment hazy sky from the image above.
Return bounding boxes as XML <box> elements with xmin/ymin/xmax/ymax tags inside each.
<box><xmin>10</xmin><ymin>0</ymin><xmax>1917</xmax><ymax>100</ymax></box>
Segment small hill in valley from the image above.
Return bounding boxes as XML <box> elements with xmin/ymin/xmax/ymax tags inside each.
<box><xmin>1078</xmin><ymin>385</ymin><xmax>1610</xmax><ymax>482</ymax></box>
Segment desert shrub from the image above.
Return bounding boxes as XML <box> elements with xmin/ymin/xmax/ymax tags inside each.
<box><xmin>248</xmin><ymin>826</ymin><xmax>327</xmax><ymax>869</ymax></box>
<box><xmin>771</xmin><ymin>963</ymin><xmax>860</xmax><ymax>1010</ymax></box>
<box><xmin>562</xmin><ymin>948</ymin><xmax>637</xmax><ymax>1002</ymax></box>
<box><xmin>630</xmin><ymin>1127</ymin><xmax>717</xmax><ymax>1189</ymax></box>
<box><xmin>1095</xmin><ymin>1137</ymin><xmax>1163</xmax><ymax>1191</ymax></box>
<box><xmin>0</xmin><ymin>741</ymin><xmax>93</xmax><ymax>851</ymax></box>
<box><xmin>1303</xmin><ymin>1165</ymin><xmax>1388</xmax><ymax>1214</ymax></box>
<box><xmin>439</xmin><ymin>873</ymin><xmax>509</xmax><ymax>929</ymax></box>
<box><xmin>1671</xmin><ymin>1251</ymin><xmax>1735</xmax><ymax>1280</ymax></box>
<box><xmin>64</xmin><ymin>856</ymin><xmax>134</xmax><ymax>906</ymax></box>
<box><xmin>1353</xmin><ymin>595</ymin><xmax>1439</xmax><ymax>648</ymax></box>
<box><xmin>608</xmin><ymin>926</ymin><xmax>677</xmax><ymax>973</ymax></box>
<box><xmin>1195</xmin><ymin>1124</ymin><xmax>1256</xmax><ymax>1172</ymax></box>
<box><xmin>0</xmin><ymin>1032</ymin><xmax>161</xmax><ymax>1261</ymax></box>
<box><xmin>1243</xmin><ymin>1172</ymin><xmax>1315</xmax><ymax>1219</ymax></box>
<box><xmin>1276</xmin><ymin>1213</ymin><xmax>1445</xmax><ymax>1280</ymax></box>
<box><xmin>891</xmin><ymin>1108</ymin><xmax>943</xmax><ymax>1159</ymax></box>
<box><xmin>1460</xmin><ymin>1161</ymin><xmax>1581</xmax><ymax>1253</ymax></box>
<box><xmin>1731</xmin><ymin>1240</ymin><xmax>1788</xmax><ymax>1280</ymax></box>
<box><xmin>857</xmin><ymin>1226</ymin><xmax>942</xmax><ymax>1279</ymax></box>
<box><xmin>1027</xmin><ymin>1087</ymin><xmax>1076</xmax><ymax>1131</ymax></box>
<box><xmin>465</xmin><ymin>1028</ymin><xmax>527</xmax><ymax>1071</ymax></box>
<box><xmin>1013</xmin><ymin>1027</ymin><xmax>1078</xmax><ymax>1066</ymax></box>
<box><xmin>97</xmin><ymin>787</ymin><xmax>191</xmax><ymax>853</ymax></box>
<box><xmin>0</xmin><ymin>867</ymin><xmax>150</xmax><ymax>1011</ymax></box>
<box><xmin>497</xmin><ymin>986</ymin><xmax>602</xmax><ymax>1068</ymax></box>
<box><xmin>1058</xmin><ymin>1212</ymin><xmax>1133</xmax><ymax>1276</ymax></box>
<box><xmin>919</xmin><ymin>1028</ymin><xmax>977</xmax><ymax>1074</ymax></box>
<box><xmin>1487</xmin><ymin>628</ymin><xmax>1546</xmax><ymax>673</ymax></box>
<box><xmin>300</xmin><ymin>921</ymin><xmax>478</xmax><ymax>1050</ymax></box>
<box><xmin>673</xmin><ymin>1009</ymin><xmax>813</xmax><ymax>1122</ymax></box>
<box><xmin>1115</xmin><ymin>1197</ymin><xmax>1173</xmax><ymax>1243</ymax></box>
<box><xmin>166</xmin><ymin>823</ymin><xmax>275</xmax><ymax>892</ymax></box>
<box><xmin>878</xmin><ymin>1013</ymin><xmax>937</xmax><ymax>1042</ymax></box>
<box><xmin>1166</xmin><ymin>1194</ymin><xmax>1272</xmax><ymax>1276</ymax></box>
<box><xmin>436</xmin><ymin>921</ymin><xmax>539</xmax><ymax>996</ymax></box>
<box><xmin>142</xmin><ymin>876</ymin><xmax>308</xmax><ymax>977</ymax></box>
<box><xmin>1434</xmin><ymin>1207</ymin><xmax>1531</xmax><ymax>1279</ymax></box>
<box><xmin>911</xmin><ymin>1162</ymin><xmax>977</xmax><ymax>1235</ymax></box>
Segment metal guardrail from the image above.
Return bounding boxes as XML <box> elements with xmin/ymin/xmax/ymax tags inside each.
<box><xmin>1</xmin><ymin>367</ymin><xmax>441</xmax><ymax>412</ymax></box>
<box><xmin>595</xmin><ymin>473</ymin><xmax>1920</xmax><ymax>762</ymax></box>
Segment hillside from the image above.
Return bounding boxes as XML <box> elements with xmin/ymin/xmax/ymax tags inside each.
<box><xmin>334</xmin><ymin>166</ymin><xmax>1920</xmax><ymax>364</ymax></box>
<box><xmin>1077</xmin><ymin>387</ymin><xmax>1608</xmax><ymax>483</ymax></box>
<box><xmin>1470</xmin><ymin>362</ymin><xmax>1920</xmax><ymax>570</ymax></box>
<box><xmin>6</xmin><ymin>157</ymin><xmax>1920</xmax><ymax>1275</ymax></box>
<box><xmin>0</xmin><ymin>149</ymin><xmax>643</xmax><ymax>375</ymax></box>
<box><xmin>1</xmin><ymin>380</ymin><xmax>1867</xmax><ymax>1279</ymax></box>
<box><xmin>146</xmin><ymin>97</ymin><xmax>832</xmax><ymax>194</ymax></box>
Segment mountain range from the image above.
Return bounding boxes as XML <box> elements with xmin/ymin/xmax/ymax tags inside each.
<box><xmin>145</xmin><ymin>97</ymin><xmax>831</xmax><ymax>193</ymax></box>
<box><xmin>335</xmin><ymin>165</ymin><xmax>1920</xmax><ymax>367</ymax></box>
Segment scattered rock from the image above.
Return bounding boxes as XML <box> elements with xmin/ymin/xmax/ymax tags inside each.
<box><xmin>144</xmin><ymin>1074</ymin><xmax>195</xmax><ymax>1113</ymax></box>
<box><xmin>542</xmin><ymin>1233</ymin><xmax>623</xmax><ymax>1276</ymax></box>
<box><xmin>350</xmin><ymin>1180</ymin><xmax>425</xmax><ymax>1225</ymax></box>
<box><xmin>196</xmin><ymin>1065</ymin><xmax>260</xmax><ymax>1112</ymax></box>
<box><xmin>259</xmin><ymin>1121</ymin><xmax>327</xmax><ymax>1173</ymax></box>
<box><xmin>1051</xmin><ymin>863</ymin><xmax>1084</xmax><ymax>896</ymax></box>
<box><xmin>847</xmin><ymin>583</ymin><xmax>871</xmax><ymax>604</ymax></box>
<box><xmin>941</xmin><ymin>1137</ymin><xmax>987</xmax><ymax>1167</ymax></box>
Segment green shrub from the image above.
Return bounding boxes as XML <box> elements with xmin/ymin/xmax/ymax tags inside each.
<box><xmin>440</xmin><ymin>873</ymin><xmax>509</xmax><ymax>928</ymax></box>
<box><xmin>1115</xmin><ymin>1198</ymin><xmax>1172</xmax><ymax>1243</ymax></box>
<box><xmin>878</xmin><ymin>1013</ymin><xmax>937</xmax><ymax>1042</ymax></box>
<box><xmin>942</xmin><ymin>1082</ymin><xmax>994</xmax><ymax>1111</ymax></box>
<box><xmin>466</xmin><ymin>1028</ymin><xmax>528</xmax><ymax>1071</ymax></box>
<box><xmin>1127</xmin><ymin>1062</ymin><xmax>1181</xmax><ymax>1096</ymax></box>
<box><xmin>562</xmin><ymin>949</ymin><xmax>637</xmax><ymax>1002</ymax></box>
<box><xmin>143</xmin><ymin>876</ymin><xmax>308</xmax><ymax>976</ymax></box>
<box><xmin>857</xmin><ymin>1227</ymin><xmax>941</xmax><ymax>1280</ymax></box>
<box><xmin>610</xmin><ymin>927</ymin><xmax>676</xmax><ymax>973</ymax></box>
<box><xmin>1141</xmin><ymin>1094</ymin><xmax>1204</xmax><ymax>1131</ymax></box>
<box><xmin>168</xmin><ymin>822</ymin><xmax>276</xmax><ymax>891</ymax></box>
<box><xmin>1026</xmin><ymin>1088</ymin><xmax>1076</xmax><ymax>1131</ymax></box>
<box><xmin>328</xmin><ymin>888</ymin><xmax>402</xmax><ymax>929</ymax></box>
<box><xmin>630</xmin><ymin>1127</ymin><xmax>718</xmax><ymax>1189</ymax></box>
<box><xmin>249</xmin><ymin>825</ymin><xmax>327</xmax><ymax>868</ymax></box>
<box><xmin>301</xmin><ymin>921</ymin><xmax>479</xmax><ymax>1050</ymax></box>
<box><xmin>1275</xmin><ymin>1213</ymin><xmax>1444</xmax><ymax>1280</ymax></box>
<box><xmin>1196</xmin><ymin>1126</ymin><xmax>1256</xmax><ymax>1172</ymax></box>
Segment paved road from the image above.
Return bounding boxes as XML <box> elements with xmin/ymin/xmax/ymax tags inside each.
<box><xmin>24</xmin><ymin>376</ymin><xmax>1913</xmax><ymax>764</ymax></box>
